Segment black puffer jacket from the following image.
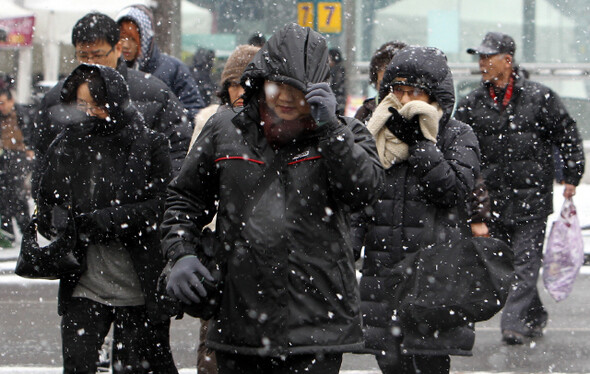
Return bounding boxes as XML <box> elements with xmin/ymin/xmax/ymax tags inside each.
<box><xmin>354</xmin><ymin>47</ymin><xmax>480</xmax><ymax>356</ymax></box>
<box><xmin>36</xmin><ymin>64</ymin><xmax>174</xmax><ymax>323</ymax></box>
<box><xmin>455</xmin><ymin>69</ymin><xmax>585</xmax><ymax>224</ymax></box>
<box><xmin>161</xmin><ymin>23</ymin><xmax>384</xmax><ymax>356</ymax></box>
<box><xmin>33</xmin><ymin>60</ymin><xmax>192</xmax><ymax>175</ymax></box>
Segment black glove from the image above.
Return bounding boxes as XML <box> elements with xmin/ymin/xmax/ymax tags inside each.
<box><xmin>74</xmin><ymin>212</ymin><xmax>109</xmax><ymax>243</ymax></box>
<box><xmin>166</xmin><ymin>255</ymin><xmax>214</xmax><ymax>305</ymax></box>
<box><xmin>385</xmin><ymin>107</ymin><xmax>425</xmax><ymax>146</ymax></box>
<box><xmin>305</xmin><ymin>82</ymin><xmax>338</xmax><ymax>126</ymax></box>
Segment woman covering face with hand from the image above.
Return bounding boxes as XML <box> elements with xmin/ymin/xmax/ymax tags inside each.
<box><xmin>353</xmin><ymin>46</ymin><xmax>481</xmax><ymax>374</ymax></box>
<box><xmin>35</xmin><ymin>64</ymin><xmax>177</xmax><ymax>374</ymax></box>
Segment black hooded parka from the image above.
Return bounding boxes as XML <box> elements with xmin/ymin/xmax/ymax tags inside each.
<box><xmin>354</xmin><ymin>47</ymin><xmax>481</xmax><ymax>356</ymax></box>
<box><xmin>160</xmin><ymin>24</ymin><xmax>384</xmax><ymax>356</ymax></box>
<box><xmin>36</xmin><ymin>64</ymin><xmax>174</xmax><ymax>323</ymax></box>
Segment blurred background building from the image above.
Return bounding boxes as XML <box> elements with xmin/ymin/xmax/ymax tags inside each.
<box><xmin>1</xmin><ymin>0</ymin><xmax>589</xmax><ymax>138</ymax></box>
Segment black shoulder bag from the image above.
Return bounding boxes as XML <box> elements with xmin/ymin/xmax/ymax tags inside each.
<box><xmin>15</xmin><ymin>130</ymin><xmax>83</xmax><ymax>280</ymax></box>
<box><xmin>387</xmin><ymin>209</ymin><xmax>515</xmax><ymax>330</ymax></box>
<box><xmin>15</xmin><ymin>206</ymin><xmax>82</xmax><ymax>280</ymax></box>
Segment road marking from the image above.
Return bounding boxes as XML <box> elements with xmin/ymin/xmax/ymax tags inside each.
<box><xmin>0</xmin><ymin>369</ymin><xmax>587</xmax><ymax>374</ymax></box>
<box><xmin>0</xmin><ymin>274</ymin><xmax>58</xmax><ymax>284</ymax></box>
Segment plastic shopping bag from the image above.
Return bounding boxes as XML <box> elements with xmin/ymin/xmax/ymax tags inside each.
<box><xmin>543</xmin><ymin>198</ymin><xmax>584</xmax><ymax>302</ymax></box>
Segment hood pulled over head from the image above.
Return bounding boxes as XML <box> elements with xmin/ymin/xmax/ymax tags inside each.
<box><xmin>60</xmin><ymin>63</ymin><xmax>135</xmax><ymax>129</ymax></box>
<box><xmin>241</xmin><ymin>23</ymin><xmax>331</xmax><ymax>104</ymax></box>
<box><xmin>379</xmin><ymin>46</ymin><xmax>455</xmax><ymax>127</ymax></box>
<box><xmin>116</xmin><ymin>5</ymin><xmax>155</xmax><ymax>68</ymax></box>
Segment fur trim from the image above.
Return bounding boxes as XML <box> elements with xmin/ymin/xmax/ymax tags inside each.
<box><xmin>367</xmin><ymin>93</ymin><xmax>443</xmax><ymax>168</ymax></box>
<box><xmin>189</xmin><ymin>104</ymin><xmax>220</xmax><ymax>152</ymax></box>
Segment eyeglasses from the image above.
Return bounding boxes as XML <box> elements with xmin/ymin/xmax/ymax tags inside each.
<box><xmin>76</xmin><ymin>100</ymin><xmax>107</xmax><ymax>116</ymax></box>
<box><xmin>392</xmin><ymin>85</ymin><xmax>427</xmax><ymax>98</ymax></box>
<box><xmin>75</xmin><ymin>46</ymin><xmax>115</xmax><ymax>62</ymax></box>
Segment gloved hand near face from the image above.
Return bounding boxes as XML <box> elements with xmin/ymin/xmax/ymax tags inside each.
<box><xmin>305</xmin><ymin>82</ymin><xmax>338</xmax><ymax>126</ymax></box>
<box><xmin>385</xmin><ymin>107</ymin><xmax>426</xmax><ymax>146</ymax></box>
<box><xmin>166</xmin><ymin>255</ymin><xmax>214</xmax><ymax>305</ymax></box>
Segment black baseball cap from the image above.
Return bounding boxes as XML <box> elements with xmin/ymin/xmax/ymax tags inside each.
<box><xmin>467</xmin><ymin>32</ymin><xmax>516</xmax><ymax>55</ymax></box>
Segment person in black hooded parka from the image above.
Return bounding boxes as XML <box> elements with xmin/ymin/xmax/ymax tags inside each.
<box><xmin>160</xmin><ymin>23</ymin><xmax>383</xmax><ymax>374</ymax></box>
<box><xmin>36</xmin><ymin>64</ymin><xmax>177</xmax><ymax>374</ymax></box>
<box><xmin>353</xmin><ymin>46</ymin><xmax>480</xmax><ymax>374</ymax></box>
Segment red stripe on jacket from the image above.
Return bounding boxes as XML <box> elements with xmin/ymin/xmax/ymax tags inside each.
<box><xmin>215</xmin><ymin>156</ymin><xmax>265</xmax><ymax>164</ymax></box>
<box><xmin>287</xmin><ymin>156</ymin><xmax>322</xmax><ymax>165</ymax></box>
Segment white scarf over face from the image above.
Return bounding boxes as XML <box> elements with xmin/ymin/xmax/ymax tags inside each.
<box><xmin>366</xmin><ymin>93</ymin><xmax>443</xmax><ymax>169</ymax></box>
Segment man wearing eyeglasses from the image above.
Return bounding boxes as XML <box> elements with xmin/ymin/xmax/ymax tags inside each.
<box><xmin>33</xmin><ymin>12</ymin><xmax>192</xmax><ymax>176</ymax></box>
<box><xmin>455</xmin><ymin>32</ymin><xmax>585</xmax><ymax>345</ymax></box>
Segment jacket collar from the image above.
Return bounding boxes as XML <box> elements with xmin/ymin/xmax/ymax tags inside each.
<box><xmin>140</xmin><ymin>43</ymin><xmax>161</xmax><ymax>74</ymax></box>
<box><xmin>480</xmin><ymin>69</ymin><xmax>524</xmax><ymax>111</ymax></box>
<box><xmin>231</xmin><ymin>100</ymin><xmax>275</xmax><ymax>162</ymax></box>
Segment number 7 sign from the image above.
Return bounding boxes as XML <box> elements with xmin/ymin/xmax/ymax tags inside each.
<box><xmin>297</xmin><ymin>2</ymin><xmax>314</xmax><ymax>28</ymax></box>
<box><xmin>317</xmin><ymin>2</ymin><xmax>342</xmax><ymax>33</ymax></box>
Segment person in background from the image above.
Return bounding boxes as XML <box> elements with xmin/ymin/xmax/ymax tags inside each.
<box><xmin>34</xmin><ymin>12</ymin><xmax>191</xmax><ymax>176</ymax></box>
<box><xmin>328</xmin><ymin>48</ymin><xmax>347</xmax><ymax>114</ymax></box>
<box><xmin>36</xmin><ymin>64</ymin><xmax>176</xmax><ymax>374</ymax></box>
<box><xmin>191</xmin><ymin>44</ymin><xmax>261</xmax><ymax>148</ymax></box>
<box><xmin>247</xmin><ymin>32</ymin><xmax>266</xmax><ymax>47</ymax></box>
<box><xmin>0</xmin><ymin>83</ymin><xmax>34</xmax><ymax>242</ymax></box>
<box><xmin>455</xmin><ymin>31</ymin><xmax>585</xmax><ymax>345</ymax></box>
<box><xmin>161</xmin><ymin>23</ymin><xmax>383</xmax><ymax>374</ymax></box>
<box><xmin>354</xmin><ymin>46</ymin><xmax>480</xmax><ymax>374</ymax></box>
<box><xmin>191</xmin><ymin>48</ymin><xmax>217</xmax><ymax>107</ymax></box>
<box><xmin>355</xmin><ymin>41</ymin><xmax>407</xmax><ymax>124</ymax></box>
<box><xmin>116</xmin><ymin>4</ymin><xmax>205</xmax><ymax>120</ymax></box>
<box><xmin>188</xmin><ymin>43</ymin><xmax>260</xmax><ymax>374</ymax></box>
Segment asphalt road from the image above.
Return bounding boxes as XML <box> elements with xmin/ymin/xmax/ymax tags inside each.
<box><xmin>1</xmin><ymin>262</ymin><xmax>589</xmax><ymax>373</ymax></box>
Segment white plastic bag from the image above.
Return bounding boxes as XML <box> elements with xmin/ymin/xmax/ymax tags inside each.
<box><xmin>543</xmin><ymin>198</ymin><xmax>584</xmax><ymax>302</ymax></box>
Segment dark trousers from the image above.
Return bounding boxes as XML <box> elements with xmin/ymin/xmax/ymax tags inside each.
<box><xmin>378</xmin><ymin>354</ymin><xmax>450</xmax><ymax>374</ymax></box>
<box><xmin>491</xmin><ymin>218</ymin><xmax>549</xmax><ymax>334</ymax></box>
<box><xmin>375</xmin><ymin>334</ymin><xmax>450</xmax><ymax>374</ymax></box>
<box><xmin>61</xmin><ymin>297</ymin><xmax>178</xmax><ymax>374</ymax></box>
<box><xmin>0</xmin><ymin>153</ymin><xmax>30</xmax><ymax>235</ymax></box>
<box><xmin>197</xmin><ymin>319</ymin><xmax>217</xmax><ymax>374</ymax></box>
<box><xmin>215</xmin><ymin>351</ymin><xmax>343</xmax><ymax>374</ymax></box>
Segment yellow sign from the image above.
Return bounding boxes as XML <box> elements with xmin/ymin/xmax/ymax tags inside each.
<box><xmin>317</xmin><ymin>2</ymin><xmax>342</xmax><ymax>33</ymax></box>
<box><xmin>297</xmin><ymin>2</ymin><xmax>314</xmax><ymax>28</ymax></box>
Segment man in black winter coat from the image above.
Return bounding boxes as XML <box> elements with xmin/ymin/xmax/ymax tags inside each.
<box><xmin>161</xmin><ymin>23</ymin><xmax>383</xmax><ymax>374</ymax></box>
<box><xmin>455</xmin><ymin>32</ymin><xmax>585</xmax><ymax>345</ymax></box>
<box><xmin>33</xmin><ymin>12</ymin><xmax>192</xmax><ymax>175</ymax></box>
